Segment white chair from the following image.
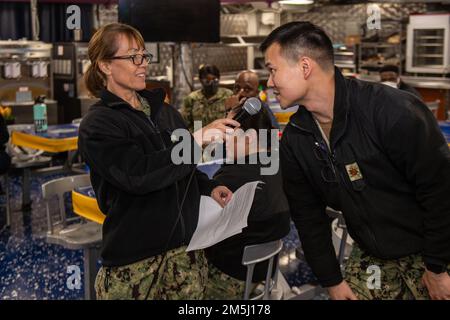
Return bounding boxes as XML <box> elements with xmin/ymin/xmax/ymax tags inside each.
<box><xmin>328</xmin><ymin>208</ymin><xmax>354</xmax><ymax>267</ymax></box>
<box><xmin>6</xmin><ymin>124</ymin><xmax>52</xmax><ymax>211</ymax></box>
<box><xmin>242</xmin><ymin>239</ymin><xmax>283</xmax><ymax>300</ymax></box>
<box><xmin>42</xmin><ymin>174</ymin><xmax>102</xmax><ymax>300</ymax></box>
<box><xmin>68</xmin><ymin>118</ymin><xmax>84</xmax><ymax>171</ymax></box>
<box><xmin>71</xmin><ymin>118</ymin><xmax>83</xmax><ymax>124</ymax></box>
<box><xmin>0</xmin><ymin>174</ymin><xmax>10</xmax><ymax>229</ymax></box>
<box><xmin>288</xmin><ymin>208</ymin><xmax>353</xmax><ymax>300</ymax></box>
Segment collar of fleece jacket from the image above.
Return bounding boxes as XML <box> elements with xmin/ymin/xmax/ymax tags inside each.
<box><xmin>100</xmin><ymin>87</ymin><xmax>166</xmax><ymax>120</ymax></box>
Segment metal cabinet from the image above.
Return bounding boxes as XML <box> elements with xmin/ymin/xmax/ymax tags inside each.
<box><xmin>407</xmin><ymin>14</ymin><xmax>450</xmax><ymax>74</ymax></box>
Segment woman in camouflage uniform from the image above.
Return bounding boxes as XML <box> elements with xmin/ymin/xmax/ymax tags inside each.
<box><xmin>79</xmin><ymin>23</ymin><xmax>233</xmax><ymax>300</ymax></box>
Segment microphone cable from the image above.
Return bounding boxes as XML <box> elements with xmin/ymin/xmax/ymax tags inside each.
<box><xmin>143</xmin><ymin>164</ymin><xmax>197</xmax><ymax>300</ymax></box>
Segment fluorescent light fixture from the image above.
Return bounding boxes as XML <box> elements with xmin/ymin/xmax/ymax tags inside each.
<box><xmin>279</xmin><ymin>0</ymin><xmax>314</xmax><ymax>5</ymax></box>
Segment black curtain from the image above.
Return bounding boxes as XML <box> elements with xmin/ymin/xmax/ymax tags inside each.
<box><xmin>0</xmin><ymin>2</ymin><xmax>31</xmax><ymax>40</ymax></box>
<box><xmin>0</xmin><ymin>2</ymin><xmax>93</xmax><ymax>42</ymax></box>
<box><xmin>39</xmin><ymin>3</ymin><xmax>93</xmax><ymax>42</ymax></box>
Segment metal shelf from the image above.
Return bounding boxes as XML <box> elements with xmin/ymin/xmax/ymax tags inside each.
<box><xmin>415</xmin><ymin>54</ymin><xmax>444</xmax><ymax>58</ymax></box>
<box><xmin>412</xmin><ymin>64</ymin><xmax>446</xmax><ymax>68</ymax></box>
<box><xmin>360</xmin><ymin>62</ymin><xmax>401</xmax><ymax>69</ymax></box>
<box><xmin>336</xmin><ymin>63</ymin><xmax>356</xmax><ymax>69</ymax></box>
<box><xmin>415</xmin><ymin>43</ymin><xmax>443</xmax><ymax>47</ymax></box>
<box><xmin>361</xmin><ymin>43</ymin><xmax>401</xmax><ymax>48</ymax></box>
<box><xmin>359</xmin><ymin>26</ymin><xmax>406</xmax><ymax>75</ymax></box>
<box><xmin>417</xmin><ymin>36</ymin><xmax>444</xmax><ymax>40</ymax></box>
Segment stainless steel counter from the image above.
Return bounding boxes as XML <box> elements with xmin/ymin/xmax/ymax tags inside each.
<box><xmin>356</xmin><ymin>74</ymin><xmax>450</xmax><ymax>90</ymax></box>
<box><xmin>0</xmin><ymin>99</ymin><xmax>58</xmax><ymax>124</ymax></box>
<box><xmin>400</xmin><ymin>76</ymin><xmax>450</xmax><ymax>90</ymax></box>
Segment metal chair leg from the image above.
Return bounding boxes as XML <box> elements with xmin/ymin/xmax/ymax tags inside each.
<box><xmin>22</xmin><ymin>168</ymin><xmax>32</xmax><ymax>211</ymax></box>
<box><xmin>5</xmin><ymin>174</ymin><xmax>11</xmax><ymax>227</ymax></box>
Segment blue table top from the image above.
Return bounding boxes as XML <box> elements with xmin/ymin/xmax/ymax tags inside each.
<box><xmin>74</xmin><ymin>186</ymin><xmax>95</xmax><ymax>198</ymax></box>
<box><xmin>197</xmin><ymin>160</ymin><xmax>223</xmax><ymax>179</ymax></box>
<box><xmin>20</xmin><ymin>123</ymin><xmax>79</xmax><ymax>139</ymax></box>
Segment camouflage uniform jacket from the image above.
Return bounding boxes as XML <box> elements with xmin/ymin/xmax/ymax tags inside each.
<box><xmin>181</xmin><ymin>87</ymin><xmax>233</xmax><ymax>131</ymax></box>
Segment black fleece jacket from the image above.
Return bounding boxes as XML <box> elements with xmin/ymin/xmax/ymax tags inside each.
<box><xmin>205</xmin><ymin>155</ymin><xmax>291</xmax><ymax>281</ymax></box>
<box><xmin>78</xmin><ymin>88</ymin><xmax>219</xmax><ymax>267</ymax></box>
<box><xmin>281</xmin><ymin>68</ymin><xmax>450</xmax><ymax>287</ymax></box>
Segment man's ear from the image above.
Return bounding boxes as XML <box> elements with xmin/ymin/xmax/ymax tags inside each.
<box><xmin>299</xmin><ymin>57</ymin><xmax>313</xmax><ymax>79</ymax></box>
<box><xmin>98</xmin><ymin>61</ymin><xmax>111</xmax><ymax>76</ymax></box>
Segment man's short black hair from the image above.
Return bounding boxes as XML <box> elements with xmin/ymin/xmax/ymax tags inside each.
<box><xmin>379</xmin><ymin>65</ymin><xmax>399</xmax><ymax>74</ymax></box>
<box><xmin>198</xmin><ymin>64</ymin><xmax>220</xmax><ymax>80</ymax></box>
<box><xmin>260</xmin><ymin>21</ymin><xmax>334</xmax><ymax>70</ymax></box>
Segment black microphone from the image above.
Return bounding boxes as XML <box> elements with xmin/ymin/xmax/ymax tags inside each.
<box><xmin>232</xmin><ymin>97</ymin><xmax>262</xmax><ymax>123</ymax></box>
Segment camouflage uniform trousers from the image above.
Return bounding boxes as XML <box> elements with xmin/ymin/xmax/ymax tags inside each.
<box><xmin>204</xmin><ymin>263</ymin><xmax>245</xmax><ymax>300</ymax></box>
<box><xmin>95</xmin><ymin>246</ymin><xmax>208</xmax><ymax>300</ymax></box>
<box><xmin>344</xmin><ymin>244</ymin><xmax>450</xmax><ymax>300</ymax></box>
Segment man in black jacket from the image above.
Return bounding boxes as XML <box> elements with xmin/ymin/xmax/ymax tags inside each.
<box><xmin>260</xmin><ymin>21</ymin><xmax>450</xmax><ymax>300</ymax></box>
<box><xmin>205</xmin><ymin>109</ymin><xmax>290</xmax><ymax>299</ymax></box>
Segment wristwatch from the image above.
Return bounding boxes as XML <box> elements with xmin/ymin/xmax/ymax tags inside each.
<box><xmin>425</xmin><ymin>262</ymin><xmax>447</xmax><ymax>274</ymax></box>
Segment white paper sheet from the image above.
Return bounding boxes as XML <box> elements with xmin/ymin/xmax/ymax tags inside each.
<box><xmin>186</xmin><ymin>181</ymin><xmax>261</xmax><ymax>251</ymax></box>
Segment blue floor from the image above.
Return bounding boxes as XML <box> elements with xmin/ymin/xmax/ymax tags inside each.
<box><xmin>0</xmin><ymin>172</ymin><xmax>85</xmax><ymax>300</ymax></box>
<box><xmin>0</xmin><ymin>171</ymin><xmax>315</xmax><ymax>300</ymax></box>
<box><xmin>280</xmin><ymin>222</ymin><xmax>318</xmax><ymax>288</ymax></box>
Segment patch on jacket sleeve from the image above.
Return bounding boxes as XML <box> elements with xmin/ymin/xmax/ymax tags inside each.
<box><xmin>345</xmin><ymin>162</ymin><xmax>363</xmax><ymax>181</ymax></box>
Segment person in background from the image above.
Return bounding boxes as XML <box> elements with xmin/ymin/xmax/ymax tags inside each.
<box><xmin>379</xmin><ymin>65</ymin><xmax>422</xmax><ymax>99</ymax></box>
<box><xmin>204</xmin><ymin>108</ymin><xmax>290</xmax><ymax>299</ymax></box>
<box><xmin>181</xmin><ymin>64</ymin><xmax>233</xmax><ymax>132</ymax></box>
<box><xmin>78</xmin><ymin>23</ymin><xmax>236</xmax><ymax>300</ymax></box>
<box><xmin>225</xmin><ymin>70</ymin><xmax>280</xmax><ymax>129</ymax></box>
<box><xmin>261</xmin><ymin>21</ymin><xmax>450</xmax><ymax>300</ymax></box>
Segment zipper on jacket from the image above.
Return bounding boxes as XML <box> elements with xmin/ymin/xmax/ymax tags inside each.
<box><xmin>289</xmin><ymin>122</ymin><xmax>311</xmax><ymax>134</ymax></box>
<box><xmin>145</xmin><ymin>113</ymin><xmax>187</xmax><ymax>245</ymax></box>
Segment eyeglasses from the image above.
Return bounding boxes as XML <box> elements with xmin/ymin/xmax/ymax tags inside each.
<box><xmin>313</xmin><ymin>141</ymin><xmax>338</xmax><ymax>183</ymax></box>
<box><xmin>109</xmin><ymin>52</ymin><xmax>153</xmax><ymax>66</ymax></box>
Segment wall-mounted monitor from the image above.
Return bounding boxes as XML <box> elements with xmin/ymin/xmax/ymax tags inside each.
<box><xmin>119</xmin><ymin>0</ymin><xmax>221</xmax><ymax>43</ymax></box>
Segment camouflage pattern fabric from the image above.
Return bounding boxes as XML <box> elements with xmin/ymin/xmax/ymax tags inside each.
<box><xmin>180</xmin><ymin>87</ymin><xmax>233</xmax><ymax>132</ymax></box>
<box><xmin>344</xmin><ymin>244</ymin><xmax>450</xmax><ymax>300</ymax></box>
<box><xmin>136</xmin><ymin>93</ymin><xmax>151</xmax><ymax>118</ymax></box>
<box><xmin>95</xmin><ymin>246</ymin><xmax>208</xmax><ymax>300</ymax></box>
<box><xmin>205</xmin><ymin>263</ymin><xmax>245</xmax><ymax>300</ymax></box>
